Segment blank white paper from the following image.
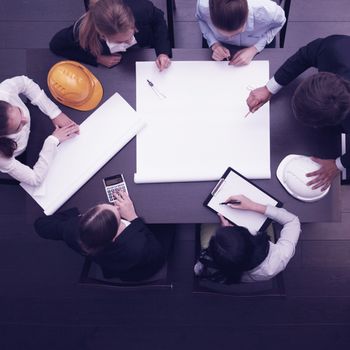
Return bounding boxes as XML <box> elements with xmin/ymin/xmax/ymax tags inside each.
<box><xmin>21</xmin><ymin>93</ymin><xmax>145</xmax><ymax>215</ymax></box>
<box><xmin>207</xmin><ymin>170</ymin><xmax>279</xmax><ymax>234</ymax></box>
<box><xmin>135</xmin><ymin>61</ymin><xmax>270</xmax><ymax>184</ymax></box>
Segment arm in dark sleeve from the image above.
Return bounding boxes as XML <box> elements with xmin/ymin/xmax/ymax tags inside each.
<box><xmin>130</xmin><ymin>218</ymin><xmax>166</xmax><ymax>274</ymax></box>
<box><xmin>149</xmin><ymin>3</ymin><xmax>172</xmax><ymax>57</ymax></box>
<box><xmin>274</xmin><ymin>38</ymin><xmax>324</xmax><ymax>86</ymax></box>
<box><xmin>34</xmin><ymin>208</ymin><xmax>85</xmax><ymax>255</ymax></box>
<box><xmin>34</xmin><ymin>208</ymin><xmax>80</xmax><ymax>240</ymax></box>
<box><xmin>49</xmin><ymin>25</ymin><xmax>99</xmax><ymax>66</ymax></box>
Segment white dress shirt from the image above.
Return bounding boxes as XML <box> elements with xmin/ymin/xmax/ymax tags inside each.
<box><xmin>241</xmin><ymin>206</ymin><xmax>301</xmax><ymax>282</ymax></box>
<box><xmin>0</xmin><ymin>76</ymin><xmax>62</xmax><ymax>186</ymax></box>
<box><xmin>196</xmin><ymin>0</ymin><xmax>286</xmax><ymax>52</ymax></box>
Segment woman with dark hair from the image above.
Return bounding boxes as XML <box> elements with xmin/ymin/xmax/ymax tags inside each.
<box><xmin>0</xmin><ymin>76</ymin><xmax>79</xmax><ymax>185</ymax></box>
<box><xmin>50</xmin><ymin>0</ymin><xmax>172</xmax><ymax>70</ymax></box>
<box><xmin>196</xmin><ymin>0</ymin><xmax>285</xmax><ymax>65</ymax></box>
<box><xmin>194</xmin><ymin>195</ymin><xmax>301</xmax><ymax>283</ymax></box>
<box><xmin>34</xmin><ymin>192</ymin><xmax>167</xmax><ymax>281</ymax></box>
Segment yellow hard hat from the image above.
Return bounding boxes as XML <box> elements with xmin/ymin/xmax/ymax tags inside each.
<box><xmin>47</xmin><ymin>61</ymin><xmax>103</xmax><ymax>111</ymax></box>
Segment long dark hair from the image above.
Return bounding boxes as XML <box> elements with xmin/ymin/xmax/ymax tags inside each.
<box><xmin>79</xmin><ymin>204</ymin><xmax>119</xmax><ymax>255</ymax></box>
<box><xmin>208</xmin><ymin>226</ymin><xmax>269</xmax><ymax>284</ymax></box>
<box><xmin>0</xmin><ymin>101</ymin><xmax>17</xmax><ymax>158</ymax></box>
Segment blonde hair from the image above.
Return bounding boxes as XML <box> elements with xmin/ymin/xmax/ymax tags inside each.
<box><xmin>78</xmin><ymin>0</ymin><xmax>135</xmax><ymax>57</ymax></box>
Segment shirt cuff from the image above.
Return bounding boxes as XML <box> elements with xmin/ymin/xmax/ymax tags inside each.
<box><xmin>266</xmin><ymin>77</ymin><xmax>283</xmax><ymax>94</ymax></box>
<box><xmin>46</xmin><ymin>135</ymin><xmax>60</xmax><ymax>146</ymax></box>
<box><xmin>335</xmin><ymin>157</ymin><xmax>345</xmax><ymax>171</ymax></box>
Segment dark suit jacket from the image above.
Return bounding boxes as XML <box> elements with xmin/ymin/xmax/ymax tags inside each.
<box><xmin>50</xmin><ymin>0</ymin><xmax>172</xmax><ymax>66</ymax></box>
<box><xmin>273</xmin><ymin>35</ymin><xmax>350</xmax><ymax>167</ymax></box>
<box><xmin>34</xmin><ymin>208</ymin><xmax>166</xmax><ymax>281</ymax></box>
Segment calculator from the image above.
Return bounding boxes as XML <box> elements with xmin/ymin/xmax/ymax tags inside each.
<box><xmin>103</xmin><ymin>174</ymin><xmax>128</xmax><ymax>203</ymax></box>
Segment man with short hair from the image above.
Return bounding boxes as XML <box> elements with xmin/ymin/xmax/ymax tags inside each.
<box><xmin>247</xmin><ymin>35</ymin><xmax>350</xmax><ymax>190</ymax></box>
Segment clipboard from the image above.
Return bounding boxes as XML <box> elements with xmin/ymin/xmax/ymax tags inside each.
<box><xmin>203</xmin><ymin>167</ymin><xmax>283</xmax><ymax>234</ymax></box>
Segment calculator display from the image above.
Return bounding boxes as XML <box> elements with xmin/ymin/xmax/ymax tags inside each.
<box><xmin>105</xmin><ymin>175</ymin><xmax>123</xmax><ymax>186</ymax></box>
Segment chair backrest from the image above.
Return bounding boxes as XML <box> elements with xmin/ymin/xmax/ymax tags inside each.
<box><xmin>279</xmin><ymin>0</ymin><xmax>292</xmax><ymax>48</ymax></box>
<box><xmin>79</xmin><ymin>257</ymin><xmax>173</xmax><ymax>290</ymax></box>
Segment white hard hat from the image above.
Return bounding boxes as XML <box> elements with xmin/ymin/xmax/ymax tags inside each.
<box><xmin>276</xmin><ymin>155</ymin><xmax>330</xmax><ymax>202</ymax></box>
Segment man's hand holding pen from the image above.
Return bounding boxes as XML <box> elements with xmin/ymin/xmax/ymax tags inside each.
<box><xmin>246</xmin><ymin>86</ymin><xmax>272</xmax><ymax>114</ymax></box>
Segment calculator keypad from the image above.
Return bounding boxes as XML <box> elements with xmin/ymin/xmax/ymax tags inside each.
<box><xmin>106</xmin><ymin>184</ymin><xmax>127</xmax><ymax>202</ymax></box>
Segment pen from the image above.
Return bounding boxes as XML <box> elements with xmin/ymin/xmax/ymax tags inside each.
<box><xmin>220</xmin><ymin>200</ymin><xmax>241</xmax><ymax>205</ymax></box>
<box><xmin>244</xmin><ymin>111</ymin><xmax>251</xmax><ymax>118</ymax></box>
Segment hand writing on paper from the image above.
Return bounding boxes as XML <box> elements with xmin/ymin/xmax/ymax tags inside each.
<box><xmin>113</xmin><ymin>191</ymin><xmax>138</xmax><ymax>221</ymax></box>
<box><xmin>229</xmin><ymin>46</ymin><xmax>258</xmax><ymax>66</ymax></box>
<box><xmin>52</xmin><ymin>123</ymin><xmax>80</xmax><ymax>143</ymax></box>
<box><xmin>211</xmin><ymin>43</ymin><xmax>231</xmax><ymax>61</ymax></box>
<box><xmin>155</xmin><ymin>54</ymin><xmax>171</xmax><ymax>72</ymax></box>
<box><xmin>306</xmin><ymin>157</ymin><xmax>339</xmax><ymax>191</ymax></box>
<box><xmin>246</xmin><ymin>86</ymin><xmax>272</xmax><ymax>113</ymax></box>
<box><xmin>97</xmin><ymin>54</ymin><xmax>122</xmax><ymax>68</ymax></box>
<box><xmin>224</xmin><ymin>195</ymin><xmax>266</xmax><ymax>214</ymax></box>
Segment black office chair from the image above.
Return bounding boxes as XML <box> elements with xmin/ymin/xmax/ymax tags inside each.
<box><xmin>192</xmin><ymin>223</ymin><xmax>286</xmax><ymax>297</ymax></box>
<box><xmin>166</xmin><ymin>0</ymin><xmax>176</xmax><ymax>48</ymax></box>
<box><xmin>341</xmin><ymin>133</ymin><xmax>350</xmax><ymax>184</ymax></box>
<box><xmin>79</xmin><ymin>258</ymin><xmax>173</xmax><ymax>290</ymax></box>
<box><xmin>279</xmin><ymin>0</ymin><xmax>291</xmax><ymax>48</ymax></box>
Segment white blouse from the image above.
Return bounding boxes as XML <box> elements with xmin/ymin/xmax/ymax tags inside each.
<box><xmin>0</xmin><ymin>76</ymin><xmax>62</xmax><ymax>186</ymax></box>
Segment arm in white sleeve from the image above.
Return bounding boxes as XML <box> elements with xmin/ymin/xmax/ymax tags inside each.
<box><xmin>266</xmin><ymin>76</ymin><xmax>283</xmax><ymax>94</ymax></box>
<box><xmin>0</xmin><ymin>76</ymin><xmax>61</xmax><ymax>119</ymax></box>
<box><xmin>253</xmin><ymin>2</ymin><xmax>286</xmax><ymax>52</ymax></box>
<box><xmin>0</xmin><ymin>135</ymin><xmax>59</xmax><ymax>186</ymax></box>
<box><xmin>195</xmin><ymin>3</ymin><xmax>218</xmax><ymax>48</ymax></box>
<box><xmin>335</xmin><ymin>157</ymin><xmax>345</xmax><ymax>171</ymax></box>
<box><xmin>264</xmin><ymin>205</ymin><xmax>301</xmax><ymax>267</ymax></box>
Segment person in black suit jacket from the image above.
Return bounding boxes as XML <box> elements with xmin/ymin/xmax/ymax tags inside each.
<box><xmin>34</xmin><ymin>192</ymin><xmax>168</xmax><ymax>281</ymax></box>
<box><xmin>246</xmin><ymin>35</ymin><xmax>350</xmax><ymax>190</ymax></box>
<box><xmin>50</xmin><ymin>0</ymin><xmax>172</xmax><ymax>70</ymax></box>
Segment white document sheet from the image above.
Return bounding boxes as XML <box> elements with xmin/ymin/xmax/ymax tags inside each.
<box><xmin>207</xmin><ymin>169</ymin><xmax>279</xmax><ymax>234</ymax></box>
<box><xmin>21</xmin><ymin>93</ymin><xmax>145</xmax><ymax>215</ymax></box>
<box><xmin>135</xmin><ymin>61</ymin><xmax>270</xmax><ymax>183</ymax></box>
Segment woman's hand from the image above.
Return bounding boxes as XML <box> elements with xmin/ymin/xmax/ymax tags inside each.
<box><xmin>52</xmin><ymin>113</ymin><xmax>80</xmax><ymax>133</ymax></box>
<box><xmin>113</xmin><ymin>191</ymin><xmax>138</xmax><ymax>221</ymax></box>
<box><xmin>52</xmin><ymin>123</ymin><xmax>80</xmax><ymax>143</ymax></box>
<box><xmin>224</xmin><ymin>194</ymin><xmax>266</xmax><ymax>214</ymax></box>
<box><xmin>211</xmin><ymin>42</ymin><xmax>231</xmax><ymax>61</ymax></box>
<box><xmin>218</xmin><ymin>213</ymin><xmax>233</xmax><ymax>227</ymax></box>
<box><xmin>97</xmin><ymin>54</ymin><xmax>122</xmax><ymax>68</ymax></box>
<box><xmin>156</xmin><ymin>54</ymin><xmax>171</xmax><ymax>71</ymax></box>
<box><xmin>229</xmin><ymin>46</ymin><xmax>258</xmax><ymax>66</ymax></box>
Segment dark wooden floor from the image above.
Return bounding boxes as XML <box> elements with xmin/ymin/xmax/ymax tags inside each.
<box><xmin>1</xmin><ymin>1</ymin><xmax>350</xmax><ymax>349</ymax></box>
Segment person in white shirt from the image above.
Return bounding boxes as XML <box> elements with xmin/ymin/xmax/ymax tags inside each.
<box><xmin>0</xmin><ymin>76</ymin><xmax>80</xmax><ymax>186</ymax></box>
<box><xmin>196</xmin><ymin>0</ymin><xmax>285</xmax><ymax>65</ymax></box>
<box><xmin>194</xmin><ymin>195</ymin><xmax>301</xmax><ymax>284</ymax></box>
